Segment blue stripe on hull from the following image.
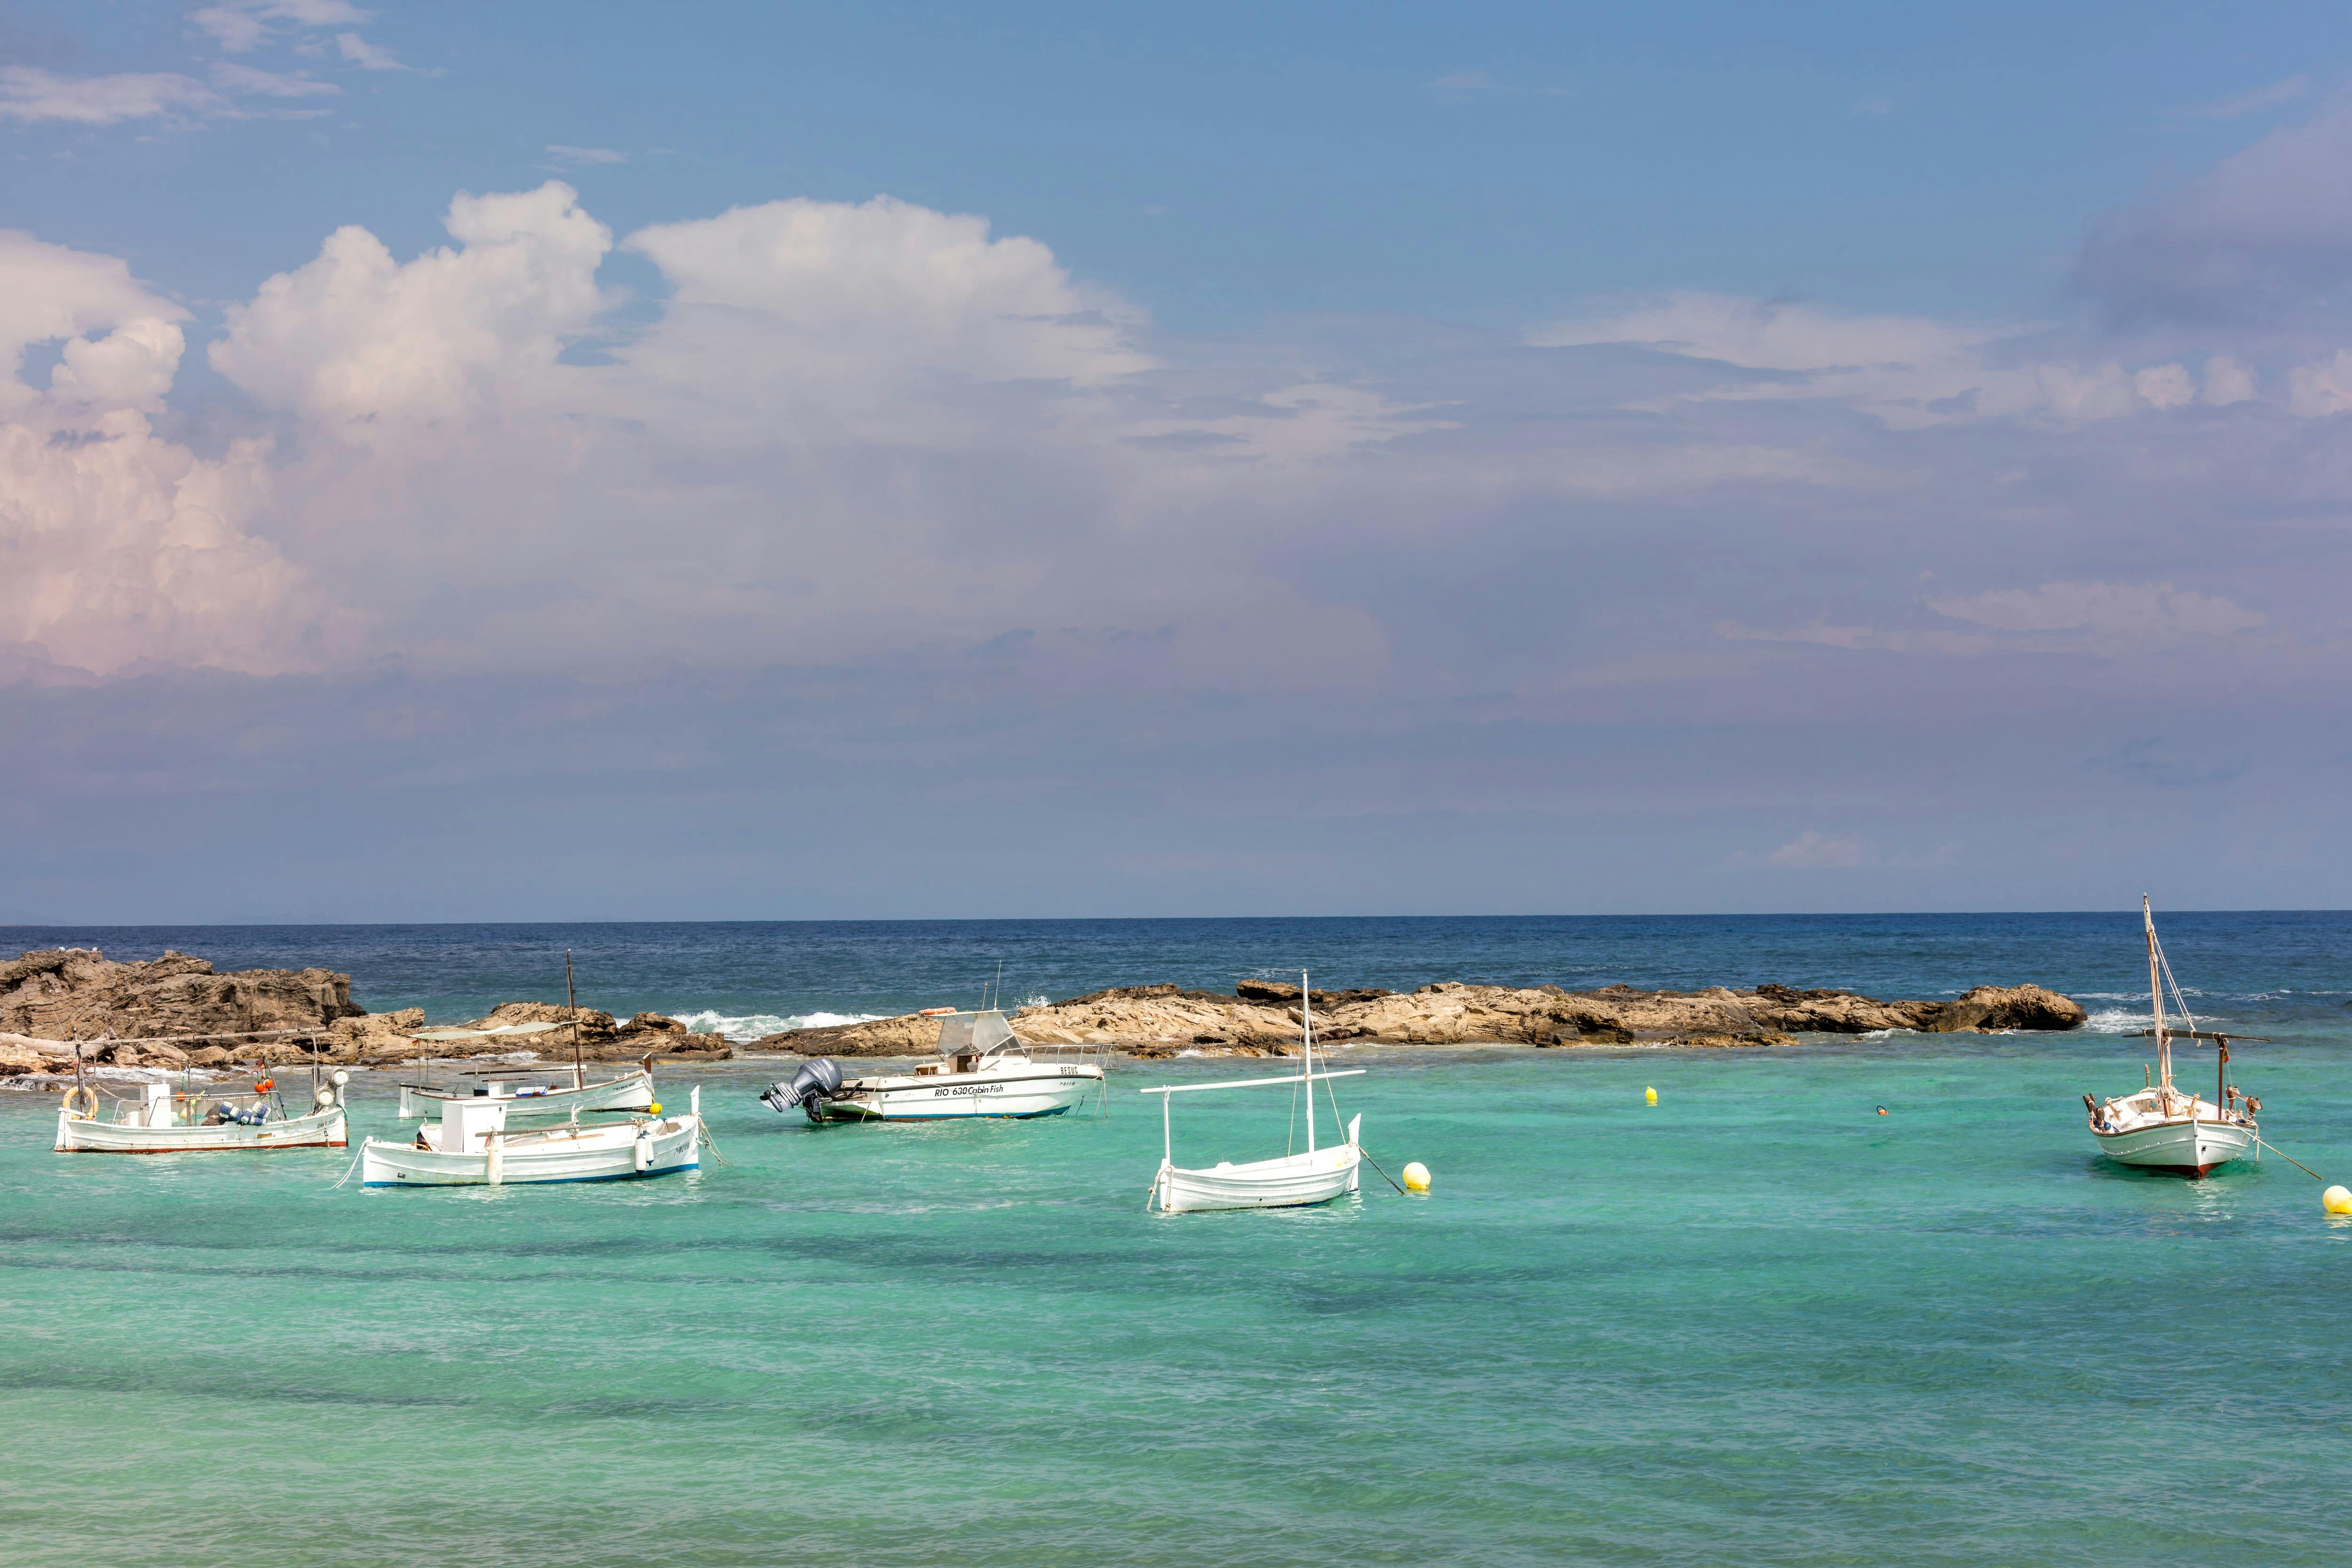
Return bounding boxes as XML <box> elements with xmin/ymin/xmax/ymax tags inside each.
<box><xmin>362</xmin><ymin>1160</ymin><xmax>698</xmax><ymax>1188</ymax></box>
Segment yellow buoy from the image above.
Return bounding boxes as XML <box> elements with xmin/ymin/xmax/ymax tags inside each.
<box><xmin>1644</xmin><ymin>1086</ymin><xmax>1658</xmax><ymax>1105</ymax></box>
<box><xmin>1401</xmin><ymin>1161</ymin><xmax>1431</xmax><ymax>1192</ymax></box>
<box><xmin>646</xmin><ymin>1102</ymin><xmax>662</xmax><ymax>1115</ymax></box>
<box><xmin>2324</xmin><ymin>1185</ymin><xmax>2352</xmax><ymax>1215</ymax></box>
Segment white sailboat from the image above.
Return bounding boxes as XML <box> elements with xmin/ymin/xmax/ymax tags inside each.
<box><xmin>761</xmin><ymin>1008</ymin><xmax>1103</xmax><ymax>1122</ymax></box>
<box><xmin>56</xmin><ymin>1071</ymin><xmax>350</xmax><ymax>1154</ymax></box>
<box><xmin>360</xmin><ymin>1086</ymin><xmax>703</xmax><ymax>1186</ymax></box>
<box><xmin>1142</xmin><ymin>972</ymin><xmax>1365</xmax><ymax>1213</ymax></box>
<box><xmin>395</xmin><ymin>956</ymin><xmax>656</xmax><ymax>1120</ymax></box>
<box><xmin>2085</xmin><ymin>896</ymin><xmax>2262</xmax><ymax>1177</ymax></box>
<box><xmin>395</xmin><ymin>1025</ymin><xmax>653</xmax><ymax>1121</ymax></box>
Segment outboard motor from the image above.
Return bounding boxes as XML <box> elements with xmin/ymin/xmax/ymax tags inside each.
<box><xmin>759</xmin><ymin>1058</ymin><xmax>844</xmax><ymax>1122</ymax></box>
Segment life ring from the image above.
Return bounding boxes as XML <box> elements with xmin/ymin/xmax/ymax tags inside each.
<box><xmin>60</xmin><ymin>1084</ymin><xmax>99</xmax><ymax>1118</ymax></box>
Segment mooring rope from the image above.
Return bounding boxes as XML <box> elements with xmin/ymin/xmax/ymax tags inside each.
<box><xmin>2252</xmin><ymin>1135</ymin><xmax>2330</xmax><ymax>1184</ymax></box>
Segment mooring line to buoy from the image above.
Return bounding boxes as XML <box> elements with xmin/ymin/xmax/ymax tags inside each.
<box><xmin>1357</xmin><ymin>1147</ymin><xmax>1409</xmax><ymax>1196</ymax></box>
<box><xmin>2253</xmin><ymin>1135</ymin><xmax>2328</xmax><ymax>1184</ymax></box>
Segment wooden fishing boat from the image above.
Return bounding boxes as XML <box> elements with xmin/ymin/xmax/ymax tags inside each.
<box><xmin>56</xmin><ymin>1071</ymin><xmax>348</xmax><ymax>1154</ymax></box>
<box><xmin>761</xmin><ymin>1008</ymin><xmax>1102</xmax><ymax>1122</ymax></box>
<box><xmin>1142</xmin><ymin>972</ymin><xmax>1365</xmax><ymax>1213</ymax></box>
<box><xmin>394</xmin><ymin>955</ymin><xmax>656</xmax><ymax>1120</ymax></box>
<box><xmin>2085</xmin><ymin>897</ymin><xmax>2262</xmax><ymax>1177</ymax></box>
<box><xmin>360</xmin><ymin>1087</ymin><xmax>702</xmax><ymax>1186</ymax></box>
<box><xmin>396</xmin><ymin>1024</ymin><xmax>653</xmax><ymax>1120</ymax></box>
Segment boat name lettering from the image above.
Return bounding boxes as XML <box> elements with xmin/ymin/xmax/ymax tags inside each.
<box><xmin>933</xmin><ymin>1083</ymin><xmax>1008</xmax><ymax>1098</ymax></box>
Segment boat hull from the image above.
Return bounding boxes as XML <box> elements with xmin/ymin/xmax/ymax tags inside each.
<box><xmin>360</xmin><ymin>1114</ymin><xmax>700</xmax><ymax>1186</ymax></box>
<box><xmin>2092</xmin><ymin>1117</ymin><xmax>2255</xmax><ymax>1177</ymax></box>
<box><xmin>816</xmin><ymin>1065</ymin><xmax>1100</xmax><ymax>1122</ymax></box>
<box><xmin>55</xmin><ymin>1103</ymin><xmax>346</xmax><ymax>1154</ymax></box>
<box><xmin>1155</xmin><ymin>1143</ymin><xmax>1362</xmax><ymax>1213</ymax></box>
<box><xmin>397</xmin><ymin>1070</ymin><xmax>654</xmax><ymax>1121</ymax></box>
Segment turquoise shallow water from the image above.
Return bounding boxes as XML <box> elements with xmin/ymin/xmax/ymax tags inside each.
<box><xmin>4</xmin><ymin>1033</ymin><xmax>2350</xmax><ymax>1568</ymax></box>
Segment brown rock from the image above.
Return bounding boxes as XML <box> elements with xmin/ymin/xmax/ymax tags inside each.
<box><xmin>0</xmin><ymin>947</ymin><xmax>360</xmax><ymax>1045</ymax></box>
<box><xmin>628</xmin><ymin>1012</ymin><xmax>688</xmax><ymax>1034</ymax></box>
<box><xmin>1912</xmin><ymin>984</ymin><xmax>2089</xmax><ymax>1034</ymax></box>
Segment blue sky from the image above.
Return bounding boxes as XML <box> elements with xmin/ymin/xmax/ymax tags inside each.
<box><xmin>4</xmin><ymin>2</ymin><xmax>2352</xmax><ymax>919</ymax></box>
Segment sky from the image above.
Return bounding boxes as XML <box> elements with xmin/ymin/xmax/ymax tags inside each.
<box><xmin>4</xmin><ymin>1</ymin><xmax>2352</xmax><ymax>921</ymax></box>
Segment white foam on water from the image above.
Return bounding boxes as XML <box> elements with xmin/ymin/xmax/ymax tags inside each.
<box><xmin>673</xmin><ymin>1009</ymin><xmax>882</xmax><ymax>1042</ymax></box>
<box><xmin>2085</xmin><ymin>1008</ymin><xmax>2149</xmax><ymax>1033</ymax></box>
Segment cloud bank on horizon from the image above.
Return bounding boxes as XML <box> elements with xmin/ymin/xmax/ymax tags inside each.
<box><xmin>4</xmin><ymin>4</ymin><xmax>2351</xmax><ymax>919</ymax></box>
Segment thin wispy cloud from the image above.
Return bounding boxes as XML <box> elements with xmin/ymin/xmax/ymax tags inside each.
<box><xmin>211</xmin><ymin>63</ymin><xmax>342</xmax><ymax>100</ymax></box>
<box><xmin>191</xmin><ymin>0</ymin><xmax>373</xmax><ymax>54</ymax></box>
<box><xmin>544</xmin><ymin>144</ymin><xmax>628</xmax><ymax>167</ymax></box>
<box><xmin>2185</xmin><ymin>74</ymin><xmax>2308</xmax><ymax>119</ymax></box>
<box><xmin>1429</xmin><ymin>69</ymin><xmax>1566</xmax><ymax>100</ymax></box>
<box><xmin>335</xmin><ymin>32</ymin><xmax>408</xmax><ymax>71</ymax></box>
<box><xmin>0</xmin><ymin>67</ymin><xmax>216</xmax><ymax>125</ymax></box>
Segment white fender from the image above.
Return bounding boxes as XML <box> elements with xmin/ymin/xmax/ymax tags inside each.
<box><xmin>632</xmin><ymin>1130</ymin><xmax>653</xmax><ymax>1173</ymax></box>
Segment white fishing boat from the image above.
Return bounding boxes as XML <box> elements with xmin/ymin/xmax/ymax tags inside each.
<box><xmin>1142</xmin><ymin>973</ymin><xmax>1365</xmax><ymax>1213</ymax></box>
<box><xmin>359</xmin><ymin>1087</ymin><xmax>702</xmax><ymax>1186</ymax></box>
<box><xmin>56</xmin><ymin>1071</ymin><xmax>349</xmax><ymax>1154</ymax></box>
<box><xmin>395</xmin><ymin>1023</ymin><xmax>653</xmax><ymax>1120</ymax></box>
<box><xmin>2085</xmin><ymin>897</ymin><xmax>2263</xmax><ymax>1177</ymax></box>
<box><xmin>761</xmin><ymin>1008</ymin><xmax>1103</xmax><ymax>1122</ymax></box>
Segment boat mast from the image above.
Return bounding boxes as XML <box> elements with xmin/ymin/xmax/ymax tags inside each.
<box><xmin>2144</xmin><ymin>895</ymin><xmax>2171</xmax><ymax>1091</ymax></box>
<box><xmin>566</xmin><ymin>949</ymin><xmax>583</xmax><ymax>1091</ymax></box>
<box><xmin>1302</xmin><ymin>971</ymin><xmax>1315</xmax><ymax>1155</ymax></box>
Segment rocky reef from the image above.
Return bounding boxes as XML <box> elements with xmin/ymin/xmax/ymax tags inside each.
<box><xmin>757</xmin><ymin>978</ymin><xmax>2087</xmax><ymax>1058</ymax></box>
<box><xmin>0</xmin><ymin>948</ymin><xmax>728</xmax><ymax>1077</ymax></box>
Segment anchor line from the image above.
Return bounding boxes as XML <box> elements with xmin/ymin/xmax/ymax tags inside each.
<box><xmin>2251</xmin><ymin>1135</ymin><xmax>2329</xmax><ymax>1185</ymax></box>
<box><xmin>1356</xmin><ymin>1146</ymin><xmax>1410</xmax><ymax>1196</ymax></box>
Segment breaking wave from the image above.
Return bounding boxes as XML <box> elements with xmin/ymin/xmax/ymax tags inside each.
<box><xmin>2085</xmin><ymin>1008</ymin><xmax>2148</xmax><ymax>1033</ymax></box>
<box><xmin>674</xmin><ymin>1009</ymin><xmax>882</xmax><ymax>1042</ymax></box>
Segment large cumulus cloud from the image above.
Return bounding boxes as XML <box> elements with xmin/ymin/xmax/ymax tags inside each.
<box><xmin>0</xmin><ymin>233</ymin><xmax>349</xmax><ymax>679</ymax></box>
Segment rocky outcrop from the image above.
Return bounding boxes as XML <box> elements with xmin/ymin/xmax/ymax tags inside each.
<box><xmin>0</xmin><ymin>948</ymin><xmax>364</xmax><ymax>1073</ymax></box>
<box><xmin>0</xmin><ymin>947</ymin><xmax>733</xmax><ymax>1075</ymax></box>
<box><xmin>754</xmin><ymin>978</ymin><xmax>2085</xmax><ymax>1057</ymax></box>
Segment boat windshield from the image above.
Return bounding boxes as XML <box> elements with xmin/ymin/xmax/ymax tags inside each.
<box><xmin>934</xmin><ymin>1010</ymin><xmax>1018</xmax><ymax>1057</ymax></box>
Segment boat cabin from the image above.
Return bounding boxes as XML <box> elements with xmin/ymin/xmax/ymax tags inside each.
<box><xmin>911</xmin><ymin>1010</ymin><xmax>1018</xmax><ymax>1076</ymax></box>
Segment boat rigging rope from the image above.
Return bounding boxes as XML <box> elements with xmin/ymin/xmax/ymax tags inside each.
<box><xmin>328</xmin><ymin>1143</ymin><xmax>366</xmax><ymax>1189</ymax></box>
<box><xmin>2151</xmin><ymin>928</ymin><xmax>2199</xmax><ymax>1038</ymax></box>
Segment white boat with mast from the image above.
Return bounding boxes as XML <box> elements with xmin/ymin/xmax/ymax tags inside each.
<box><xmin>393</xmin><ymin>952</ymin><xmax>654</xmax><ymax>1121</ymax></box>
<box><xmin>359</xmin><ymin>1086</ymin><xmax>704</xmax><ymax>1187</ymax></box>
<box><xmin>2084</xmin><ymin>896</ymin><xmax>2264</xmax><ymax>1177</ymax></box>
<box><xmin>1142</xmin><ymin>971</ymin><xmax>1365</xmax><ymax>1213</ymax></box>
<box><xmin>54</xmin><ymin>1036</ymin><xmax>349</xmax><ymax>1154</ymax></box>
<box><xmin>762</xmin><ymin>999</ymin><xmax>1104</xmax><ymax>1122</ymax></box>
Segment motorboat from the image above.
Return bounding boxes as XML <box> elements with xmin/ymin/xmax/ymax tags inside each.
<box><xmin>359</xmin><ymin>1087</ymin><xmax>702</xmax><ymax>1186</ymax></box>
<box><xmin>2085</xmin><ymin>897</ymin><xmax>2263</xmax><ymax>1177</ymax></box>
<box><xmin>395</xmin><ymin>1022</ymin><xmax>653</xmax><ymax>1120</ymax></box>
<box><xmin>1141</xmin><ymin>972</ymin><xmax>1365</xmax><ymax>1213</ymax></box>
<box><xmin>56</xmin><ymin>1070</ymin><xmax>349</xmax><ymax>1154</ymax></box>
<box><xmin>761</xmin><ymin>1008</ymin><xmax>1102</xmax><ymax>1122</ymax></box>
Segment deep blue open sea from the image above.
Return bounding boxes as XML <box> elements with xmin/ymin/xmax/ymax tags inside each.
<box><xmin>3</xmin><ymin>914</ymin><xmax>2348</xmax><ymax>1567</ymax></box>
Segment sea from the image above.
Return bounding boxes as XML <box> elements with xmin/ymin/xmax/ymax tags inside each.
<box><xmin>2</xmin><ymin>912</ymin><xmax>2348</xmax><ymax>1568</ymax></box>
